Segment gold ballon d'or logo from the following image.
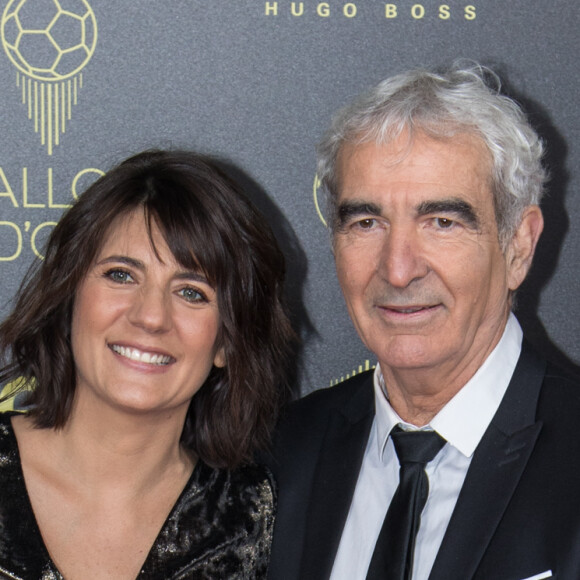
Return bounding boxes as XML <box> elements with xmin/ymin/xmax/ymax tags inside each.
<box><xmin>1</xmin><ymin>0</ymin><xmax>97</xmax><ymax>155</ymax></box>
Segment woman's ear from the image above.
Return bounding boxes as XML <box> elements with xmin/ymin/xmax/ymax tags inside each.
<box><xmin>213</xmin><ymin>347</ymin><xmax>226</xmax><ymax>368</ymax></box>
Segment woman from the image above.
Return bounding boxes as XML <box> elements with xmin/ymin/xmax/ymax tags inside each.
<box><xmin>0</xmin><ymin>150</ymin><xmax>294</xmax><ymax>579</ymax></box>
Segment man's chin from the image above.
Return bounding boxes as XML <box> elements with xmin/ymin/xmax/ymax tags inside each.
<box><xmin>374</xmin><ymin>338</ymin><xmax>449</xmax><ymax>373</ymax></box>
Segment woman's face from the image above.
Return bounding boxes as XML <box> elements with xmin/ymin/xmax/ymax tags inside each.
<box><xmin>70</xmin><ymin>210</ymin><xmax>225</xmax><ymax>419</ymax></box>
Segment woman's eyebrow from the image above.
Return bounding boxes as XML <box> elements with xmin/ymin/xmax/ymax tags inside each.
<box><xmin>97</xmin><ymin>255</ymin><xmax>145</xmax><ymax>269</ymax></box>
<box><xmin>174</xmin><ymin>271</ymin><xmax>210</xmax><ymax>284</ymax></box>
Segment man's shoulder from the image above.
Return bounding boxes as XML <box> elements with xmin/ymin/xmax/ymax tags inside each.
<box><xmin>510</xmin><ymin>340</ymin><xmax>580</xmax><ymax>419</ymax></box>
<box><xmin>266</xmin><ymin>370</ymin><xmax>374</xmax><ymax>477</ymax></box>
<box><xmin>284</xmin><ymin>369</ymin><xmax>374</xmax><ymax>422</ymax></box>
<box><xmin>538</xmin><ymin>359</ymin><xmax>580</xmax><ymax>417</ymax></box>
<box><xmin>270</xmin><ymin>370</ymin><xmax>374</xmax><ymax>452</ymax></box>
<box><xmin>544</xmin><ymin>359</ymin><xmax>580</xmax><ymax>385</ymax></box>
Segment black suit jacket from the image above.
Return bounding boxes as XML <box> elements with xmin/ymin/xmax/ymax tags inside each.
<box><xmin>267</xmin><ymin>342</ymin><xmax>580</xmax><ymax>580</ymax></box>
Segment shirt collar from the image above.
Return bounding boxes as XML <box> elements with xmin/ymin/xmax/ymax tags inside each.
<box><xmin>373</xmin><ymin>313</ymin><xmax>523</xmax><ymax>459</ymax></box>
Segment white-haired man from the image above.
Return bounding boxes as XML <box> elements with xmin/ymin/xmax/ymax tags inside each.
<box><xmin>267</xmin><ymin>64</ymin><xmax>580</xmax><ymax>580</ymax></box>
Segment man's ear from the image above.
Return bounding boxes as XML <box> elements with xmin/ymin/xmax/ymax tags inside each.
<box><xmin>506</xmin><ymin>205</ymin><xmax>544</xmax><ymax>291</ymax></box>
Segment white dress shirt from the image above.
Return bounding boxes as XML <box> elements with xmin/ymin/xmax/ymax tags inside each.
<box><xmin>330</xmin><ymin>314</ymin><xmax>523</xmax><ymax>580</ymax></box>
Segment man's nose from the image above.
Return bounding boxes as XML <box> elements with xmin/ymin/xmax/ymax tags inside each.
<box><xmin>378</xmin><ymin>225</ymin><xmax>429</xmax><ymax>288</ymax></box>
<box><xmin>127</xmin><ymin>285</ymin><xmax>172</xmax><ymax>333</ymax></box>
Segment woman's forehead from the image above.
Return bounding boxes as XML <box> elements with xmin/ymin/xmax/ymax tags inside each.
<box><xmin>97</xmin><ymin>207</ymin><xmax>214</xmax><ymax>280</ymax></box>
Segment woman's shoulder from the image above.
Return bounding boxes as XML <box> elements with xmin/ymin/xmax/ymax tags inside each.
<box><xmin>0</xmin><ymin>412</ymin><xmax>20</xmax><ymax>459</ymax></box>
<box><xmin>173</xmin><ymin>460</ymin><xmax>275</xmax><ymax>535</ymax></box>
<box><xmin>231</xmin><ymin>462</ymin><xmax>276</xmax><ymax>507</ymax></box>
<box><xmin>228</xmin><ymin>462</ymin><xmax>275</xmax><ymax>487</ymax></box>
<box><xmin>143</xmin><ymin>461</ymin><xmax>275</xmax><ymax>578</ymax></box>
<box><xmin>0</xmin><ymin>411</ymin><xmax>16</xmax><ymax>428</ymax></box>
<box><xmin>194</xmin><ymin>461</ymin><xmax>275</xmax><ymax>506</ymax></box>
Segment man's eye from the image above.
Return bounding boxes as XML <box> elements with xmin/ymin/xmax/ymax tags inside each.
<box><xmin>179</xmin><ymin>287</ymin><xmax>206</xmax><ymax>303</ymax></box>
<box><xmin>105</xmin><ymin>269</ymin><xmax>133</xmax><ymax>283</ymax></box>
<box><xmin>356</xmin><ymin>218</ymin><xmax>376</xmax><ymax>229</ymax></box>
<box><xmin>435</xmin><ymin>217</ymin><xmax>455</xmax><ymax>229</ymax></box>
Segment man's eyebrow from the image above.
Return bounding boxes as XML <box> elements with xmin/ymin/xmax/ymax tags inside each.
<box><xmin>337</xmin><ymin>200</ymin><xmax>382</xmax><ymax>225</ymax></box>
<box><xmin>416</xmin><ymin>198</ymin><xmax>480</xmax><ymax>228</ymax></box>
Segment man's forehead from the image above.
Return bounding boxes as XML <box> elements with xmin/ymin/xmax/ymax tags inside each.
<box><xmin>338</xmin><ymin>130</ymin><xmax>491</xmax><ymax>171</ymax></box>
<box><xmin>336</xmin><ymin>132</ymin><xmax>493</xmax><ymax>201</ymax></box>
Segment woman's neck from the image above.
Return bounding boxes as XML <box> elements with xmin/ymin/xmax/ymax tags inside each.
<box><xmin>13</xmin><ymin>393</ymin><xmax>194</xmax><ymax>494</ymax></box>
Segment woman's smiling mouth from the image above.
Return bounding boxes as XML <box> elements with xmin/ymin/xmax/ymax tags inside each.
<box><xmin>109</xmin><ymin>344</ymin><xmax>174</xmax><ymax>366</ymax></box>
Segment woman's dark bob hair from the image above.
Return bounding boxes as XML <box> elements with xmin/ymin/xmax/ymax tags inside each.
<box><xmin>0</xmin><ymin>150</ymin><xmax>294</xmax><ymax>469</ymax></box>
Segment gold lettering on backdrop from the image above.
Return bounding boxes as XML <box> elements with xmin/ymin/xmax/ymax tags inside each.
<box><xmin>71</xmin><ymin>168</ymin><xmax>104</xmax><ymax>201</ymax></box>
<box><xmin>291</xmin><ymin>2</ymin><xmax>304</xmax><ymax>16</ymax></box>
<box><xmin>411</xmin><ymin>4</ymin><xmax>425</xmax><ymax>18</ymax></box>
<box><xmin>344</xmin><ymin>3</ymin><xmax>357</xmax><ymax>17</ymax></box>
<box><xmin>0</xmin><ymin>167</ymin><xmax>102</xmax><ymax>210</ymax></box>
<box><xmin>22</xmin><ymin>168</ymin><xmax>45</xmax><ymax>208</ymax></box>
<box><xmin>30</xmin><ymin>222</ymin><xmax>57</xmax><ymax>259</ymax></box>
<box><xmin>383</xmin><ymin>4</ymin><xmax>475</xmax><ymax>19</ymax></box>
<box><xmin>439</xmin><ymin>5</ymin><xmax>450</xmax><ymax>19</ymax></box>
<box><xmin>48</xmin><ymin>168</ymin><xmax>72</xmax><ymax>208</ymax></box>
<box><xmin>465</xmin><ymin>5</ymin><xmax>476</xmax><ymax>19</ymax></box>
<box><xmin>0</xmin><ymin>221</ymin><xmax>57</xmax><ymax>261</ymax></box>
<box><xmin>0</xmin><ymin>166</ymin><xmax>103</xmax><ymax>262</ymax></box>
<box><xmin>263</xmin><ymin>3</ymin><xmax>476</xmax><ymax>19</ymax></box>
<box><xmin>317</xmin><ymin>3</ymin><xmax>330</xmax><ymax>17</ymax></box>
<box><xmin>0</xmin><ymin>168</ymin><xmax>18</xmax><ymax>207</ymax></box>
<box><xmin>0</xmin><ymin>222</ymin><xmax>22</xmax><ymax>261</ymax></box>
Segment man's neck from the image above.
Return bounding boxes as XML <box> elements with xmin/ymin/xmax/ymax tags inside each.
<box><xmin>379</xmin><ymin>317</ymin><xmax>514</xmax><ymax>426</ymax></box>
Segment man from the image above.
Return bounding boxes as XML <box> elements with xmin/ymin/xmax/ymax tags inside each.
<box><xmin>267</xmin><ymin>63</ymin><xmax>580</xmax><ymax>580</ymax></box>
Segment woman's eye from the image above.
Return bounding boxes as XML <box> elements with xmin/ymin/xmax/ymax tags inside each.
<box><xmin>105</xmin><ymin>269</ymin><xmax>133</xmax><ymax>284</ymax></box>
<box><xmin>179</xmin><ymin>287</ymin><xmax>206</xmax><ymax>303</ymax></box>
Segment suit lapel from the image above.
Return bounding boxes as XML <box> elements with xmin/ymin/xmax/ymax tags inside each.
<box><xmin>429</xmin><ymin>342</ymin><xmax>546</xmax><ymax>579</ymax></box>
<box><xmin>300</xmin><ymin>374</ymin><xmax>375</xmax><ymax>580</ymax></box>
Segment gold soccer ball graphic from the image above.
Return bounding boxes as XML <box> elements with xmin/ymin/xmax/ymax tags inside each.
<box><xmin>1</xmin><ymin>0</ymin><xmax>97</xmax><ymax>82</ymax></box>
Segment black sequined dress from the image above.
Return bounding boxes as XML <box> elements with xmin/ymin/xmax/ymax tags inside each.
<box><xmin>0</xmin><ymin>414</ymin><xmax>275</xmax><ymax>579</ymax></box>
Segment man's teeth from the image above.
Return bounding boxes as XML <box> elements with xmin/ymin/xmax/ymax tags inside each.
<box><xmin>397</xmin><ymin>307</ymin><xmax>424</xmax><ymax>313</ymax></box>
<box><xmin>111</xmin><ymin>345</ymin><xmax>171</xmax><ymax>365</ymax></box>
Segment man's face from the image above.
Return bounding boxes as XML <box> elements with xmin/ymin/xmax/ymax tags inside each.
<box><xmin>333</xmin><ymin>132</ymin><xmax>529</xmax><ymax>383</ymax></box>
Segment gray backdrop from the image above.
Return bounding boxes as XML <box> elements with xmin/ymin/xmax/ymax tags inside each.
<box><xmin>0</xmin><ymin>0</ymin><xmax>578</xmax><ymax>395</ymax></box>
